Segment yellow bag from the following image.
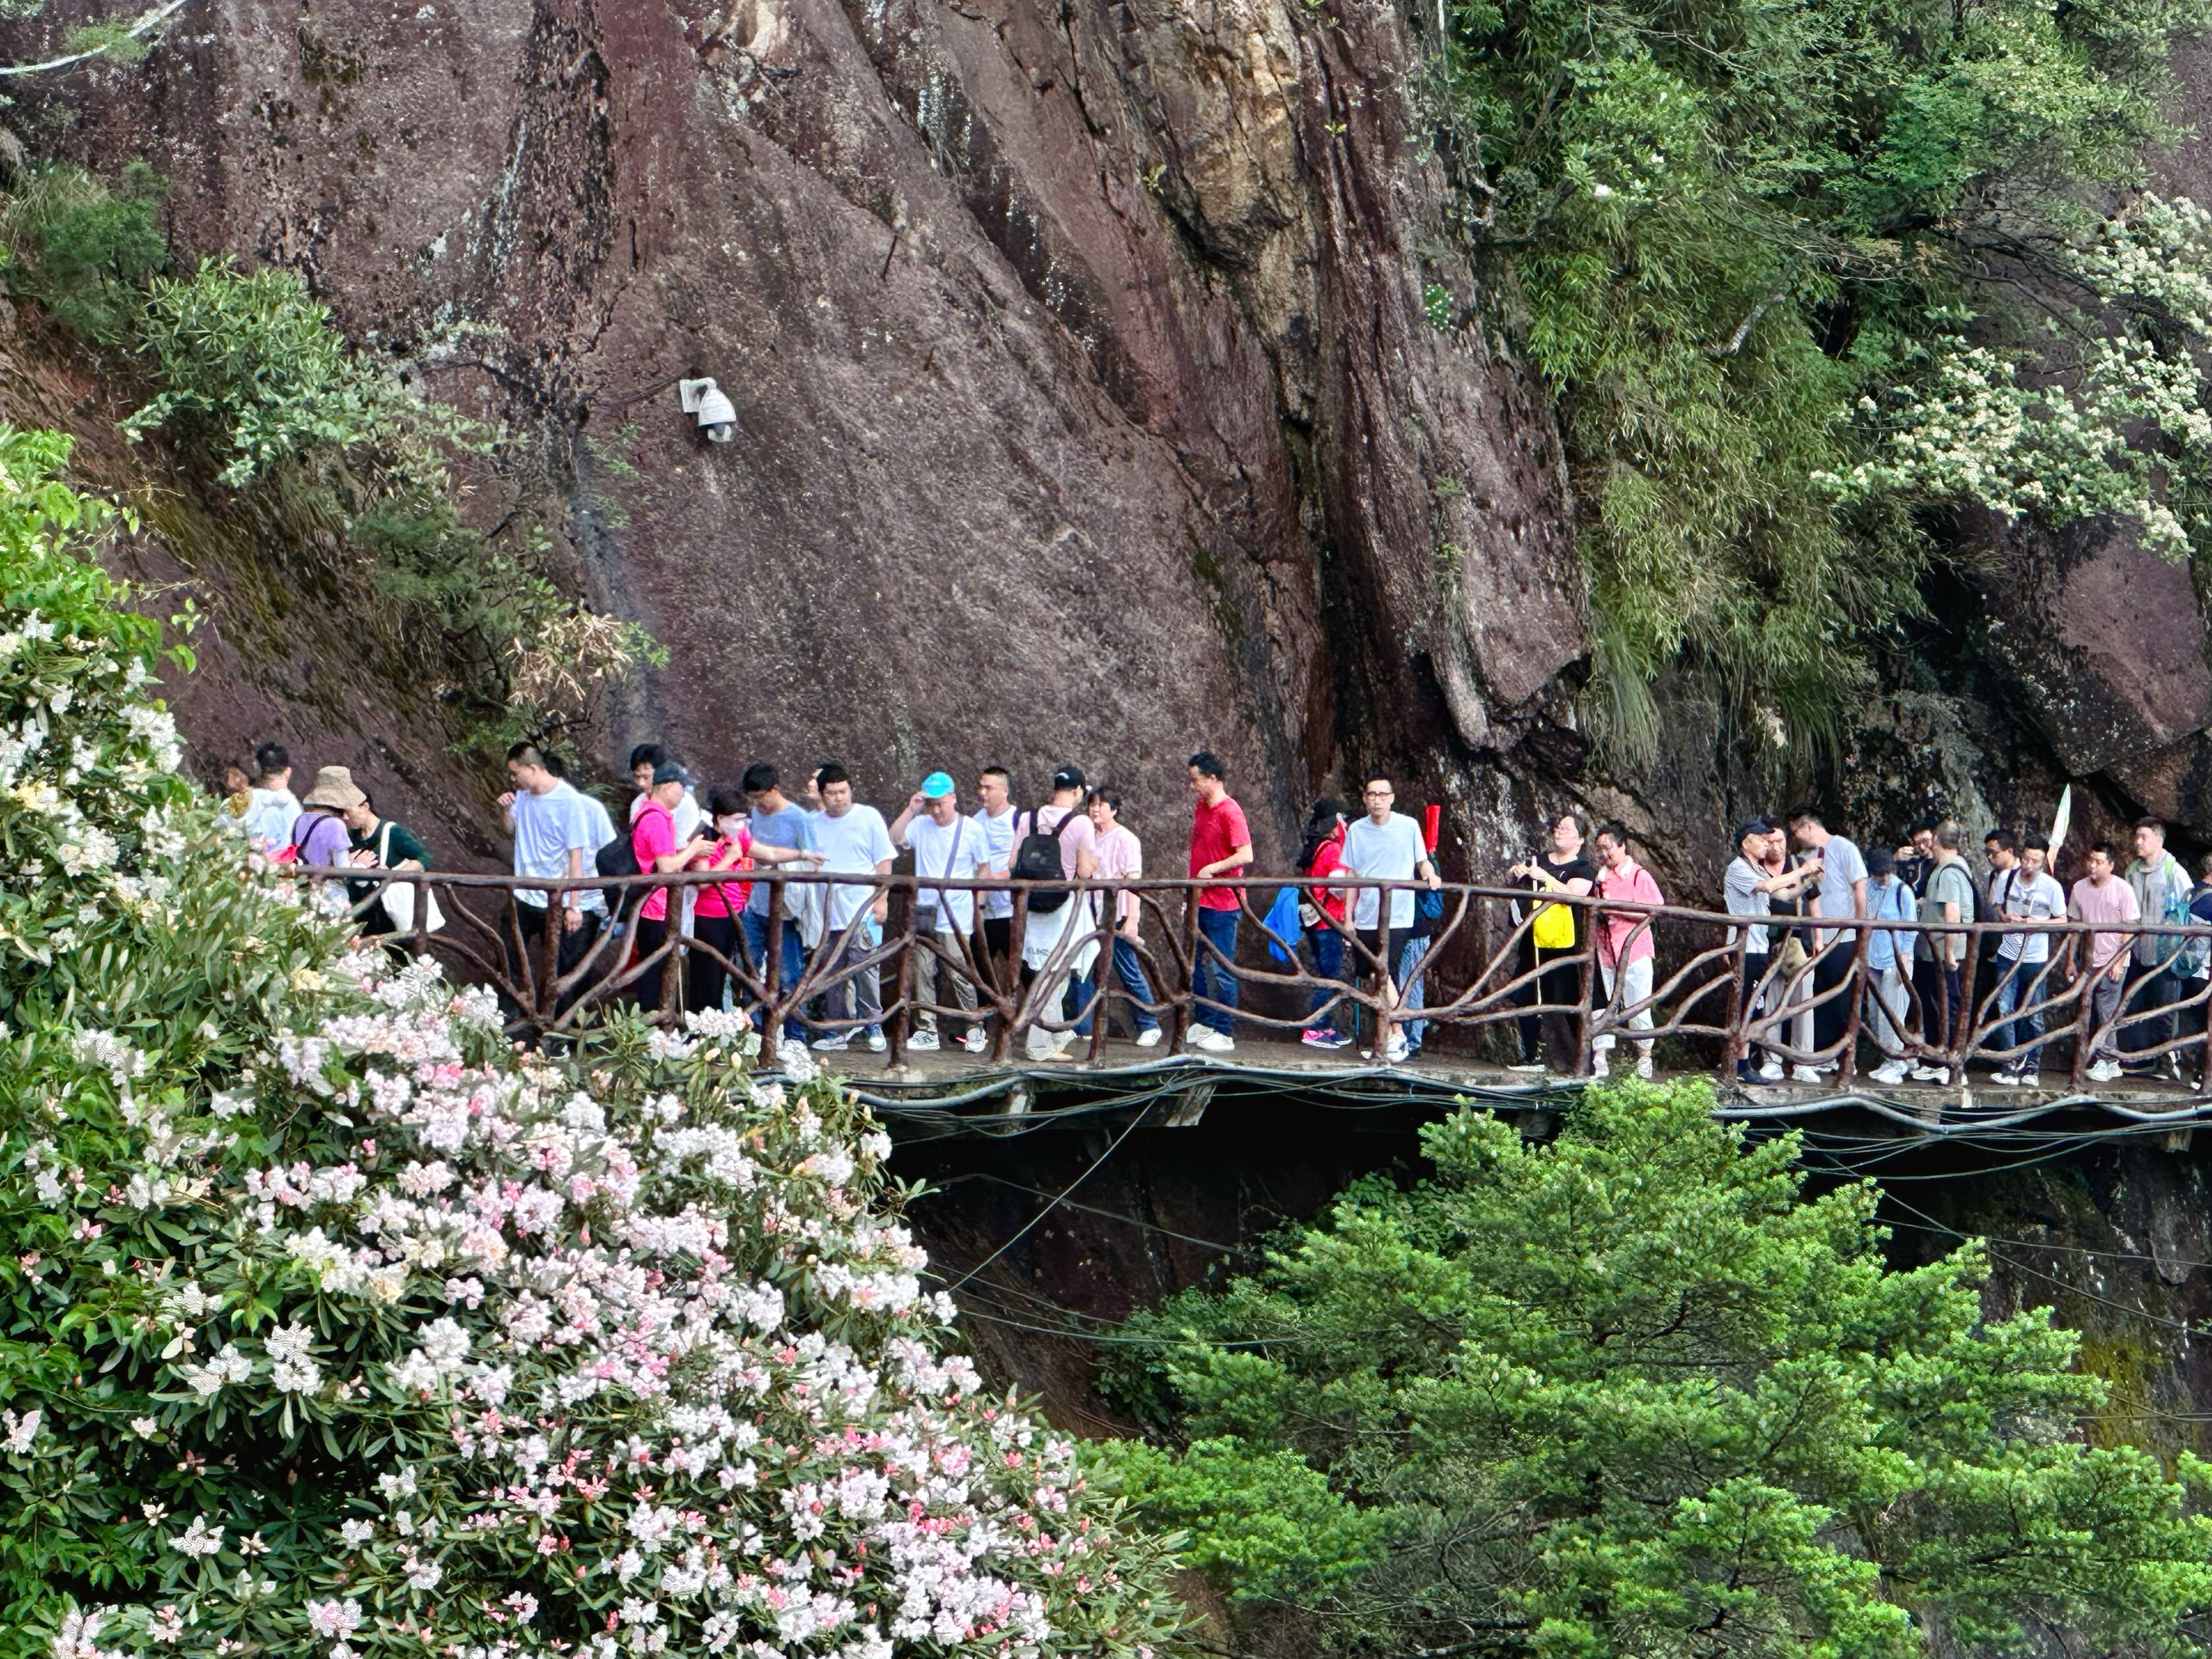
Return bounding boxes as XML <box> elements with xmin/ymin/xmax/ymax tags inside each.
<box><xmin>1532</xmin><ymin>898</ymin><xmax>1576</xmax><ymax>950</ymax></box>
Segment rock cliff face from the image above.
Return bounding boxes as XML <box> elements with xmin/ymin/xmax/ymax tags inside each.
<box><xmin>2</xmin><ymin>0</ymin><xmax>1583</xmax><ymax>862</ymax></box>
<box><xmin>12</xmin><ymin>0</ymin><xmax>2212</xmax><ymax>1501</ymax></box>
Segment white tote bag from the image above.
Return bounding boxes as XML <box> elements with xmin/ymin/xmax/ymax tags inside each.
<box><xmin>377</xmin><ymin>823</ymin><xmax>446</xmax><ymax>935</ymax></box>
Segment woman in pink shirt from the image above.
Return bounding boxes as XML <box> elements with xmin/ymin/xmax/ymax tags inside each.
<box><xmin>1592</xmin><ymin>822</ymin><xmax>1664</xmax><ymax>1079</ymax></box>
<box><xmin>1085</xmin><ymin>785</ymin><xmax>1163</xmax><ymax>1046</ymax></box>
<box><xmin>687</xmin><ymin>784</ymin><xmax>756</xmax><ymax>1015</ymax></box>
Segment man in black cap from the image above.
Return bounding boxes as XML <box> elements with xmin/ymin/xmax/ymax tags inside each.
<box><xmin>1031</xmin><ymin>765</ymin><xmax>1102</xmax><ymax>1047</ymax></box>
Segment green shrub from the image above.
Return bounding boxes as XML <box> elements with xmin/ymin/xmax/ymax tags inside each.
<box><xmin>0</xmin><ymin>159</ymin><xmax>651</xmax><ymax>752</ymax></box>
<box><xmin>0</xmin><ymin>161</ymin><xmax>167</xmax><ymax>345</ymax></box>
<box><xmin>1087</xmin><ymin>1437</ymin><xmax>1382</xmax><ymax>1606</ymax></box>
<box><xmin>121</xmin><ymin>258</ymin><xmax>480</xmax><ymax>490</ymax></box>
<box><xmin>1109</xmin><ymin>1078</ymin><xmax>2212</xmax><ymax>1656</ymax></box>
<box><xmin>1445</xmin><ymin>0</ymin><xmax>2212</xmax><ymax>757</ymax></box>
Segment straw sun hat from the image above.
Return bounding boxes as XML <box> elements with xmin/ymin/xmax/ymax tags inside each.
<box><xmin>300</xmin><ymin>765</ymin><xmax>367</xmax><ymax>811</ymax></box>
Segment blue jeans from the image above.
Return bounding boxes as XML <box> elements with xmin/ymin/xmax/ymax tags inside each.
<box><xmin>1308</xmin><ymin>924</ymin><xmax>1346</xmax><ymax>1032</ymax></box>
<box><xmin>1194</xmin><ymin>908</ymin><xmax>1240</xmax><ymax>1033</ymax></box>
<box><xmin>1078</xmin><ymin>937</ymin><xmax>1161</xmax><ymax>1035</ymax></box>
<box><xmin>741</xmin><ymin>909</ymin><xmax>809</xmax><ymax>1039</ymax></box>
<box><xmin>1995</xmin><ymin>956</ymin><xmax>2046</xmax><ymax>1073</ymax></box>
<box><xmin>1396</xmin><ymin>935</ymin><xmax>1431</xmax><ymax>1050</ymax></box>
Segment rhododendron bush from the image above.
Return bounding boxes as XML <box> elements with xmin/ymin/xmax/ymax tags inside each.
<box><xmin>0</xmin><ymin>427</ymin><xmax>1188</xmax><ymax>1659</ymax></box>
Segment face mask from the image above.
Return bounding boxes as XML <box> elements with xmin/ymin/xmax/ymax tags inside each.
<box><xmin>718</xmin><ymin>816</ymin><xmax>744</xmax><ymax>837</ymax></box>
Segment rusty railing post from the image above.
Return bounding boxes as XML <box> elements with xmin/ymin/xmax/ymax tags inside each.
<box><xmin>1837</xmin><ymin>921</ymin><xmax>1869</xmax><ymax>1085</ymax></box>
<box><xmin>1721</xmin><ymin>924</ymin><xmax>1748</xmax><ymax>1075</ymax></box>
<box><xmin>1576</xmin><ymin>895</ymin><xmax>1598</xmax><ymax>1076</ymax></box>
<box><xmin>1001</xmin><ymin>888</ymin><xmax>1029</xmax><ymax>1063</ymax></box>
<box><xmin>888</xmin><ymin>896</ymin><xmax>912</xmax><ymax>1069</ymax></box>
<box><xmin>537</xmin><ymin>888</ymin><xmax>561</xmax><ymax>1034</ymax></box>
<box><xmin>659</xmin><ymin>873</ymin><xmax>683</xmax><ymax>1027</ymax></box>
<box><xmin>762</xmin><ymin>879</ymin><xmax>786</xmax><ymax>1069</ymax></box>
<box><xmin>1173</xmin><ymin>891</ymin><xmax>1199</xmax><ymax>1052</ymax></box>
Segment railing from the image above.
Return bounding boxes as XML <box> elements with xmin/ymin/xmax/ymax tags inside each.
<box><xmin>316</xmin><ymin>868</ymin><xmax>2212</xmax><ymax>1091</ymax></box>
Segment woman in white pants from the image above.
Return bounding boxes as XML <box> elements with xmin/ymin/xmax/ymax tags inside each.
<box><xmin>1591</xmin><ymin>823</ymin><xmax>1665</xmax><ymax>1078</ymax></box>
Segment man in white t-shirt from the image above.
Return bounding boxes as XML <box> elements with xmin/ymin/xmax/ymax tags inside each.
<box><xmin>1786</xmin><ymin>805</ymin><xmax>1866</xmax><ymax>1077</ymax></box>
<box><xmin>498</xmin><ymin>742</ymin><xmax>613</xmax><ymax>1008</ymax></box>
<box><xmin>1991</xmin><ymin>835</ymin><xmax>2064</xmax><ymax>1085</ymax></box>
<box><xmin>802</xmin><ymin>763</ymin><xmax>896</xmax><ymax>1053</ymax></box>
<box><xmin>971</xmin><ymin>767</ymin><xmax>1021</xmax><ymax>997</ymax></box>
<box><xmin>892</xmin><ymin>773</ymin><xmax>991</xmax><ymax>1053</ymax></box>
<box><xmin>1337</xmin><ymin>778</ymin><xmax>1440</xmax><ymax>1063</ymax></box>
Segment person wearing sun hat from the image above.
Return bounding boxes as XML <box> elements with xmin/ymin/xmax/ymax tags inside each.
<box><xmin>290</xmin><ymin>765</ymin><xmax>364</xmax><ymax>871</ymax></box>
<box><xmin>890</xmin><ymin>771</ymin><xmax>990</xmax><ymax>1052</ymax></box>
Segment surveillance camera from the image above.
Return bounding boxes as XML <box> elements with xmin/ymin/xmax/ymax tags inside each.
<box><xmin>677</xmin><ymin>377</ymin><xmax>739</xmax><ymax>444</ymax></box>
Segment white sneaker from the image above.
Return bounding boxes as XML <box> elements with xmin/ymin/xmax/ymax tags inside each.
<box><xmin>1912</xmin><ymin>1064</ymin><xmax>1951</xmax><ymax>1085</ymax></box>
<box><xmin>1134</xmin><ymin>1027</ymin><xmax>1163</xmax><ymax>1048</ymax></box>
<box><xmin>2001</xmin><ymin>1071</ymin><xmax>2038</xmax><ymax>1087</ymax></box>
<box><xmin>866</xmin><ymin>1033</ymin><xmax>887</xmax><ymax>1053</ymax></box>
<box><xmin>1385</xmin><ymin>1036</ymin><xmax>1409</xmax><ymax>1065</ymax></box>
<box><xmin>907</xmin><ymin>1029</ymin><xmax>940</xmax><ymax>1052</ymax></box>
<box><xmin>964</xmin><ymin>1029</ymin><xmax>988</xmax><ymax>1054</ymax></box>
<box><xmin>1792</xmin><ymin>1066</ymin><xmax>1822</xmax><ymax>1082</ymax></box>
<box><xmin>1757</xmin><ymin>1057</ymin><xmax>1785</xmax><ymax>1082</ymax></box>
<box><xmin>812</xmin><ymin>1034</ymin><xmax>850</xmax><ymax>1052</ymax></box>
<box><xmin>1189</xmin><ymin>1028</ymin><xmax>1235</xmax><ymax>1053</ymax></box>
<box><xmin>2088</xmin><ymin>1059</ymin><xmax>2124</xmax><ymax>1083</ymax></box>
<box><xmin>1868</xmin><ymin>1061</ymin><xmax>1908</xmax><ymax>1085</ymax></box>
<box><xmin>1991</xmin><ymin>1069</ymin><xmax>2017</xmax><ymax>1087</ymax></box>
<box><xmin>1635</xmin><ymin>1055</ymin><xmax>1654</xmax><ymax>1080</ymax></box>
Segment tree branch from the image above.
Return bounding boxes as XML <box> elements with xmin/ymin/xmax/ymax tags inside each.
<box><xmin>0</xmin><ymin>0</ymin><xmax>191</xmax><ymax>78</ymax></box>
<box><xmin>1707</xmin><ymin>288</ymin><xmax>1790</xmax><ymax>359</ymax></box>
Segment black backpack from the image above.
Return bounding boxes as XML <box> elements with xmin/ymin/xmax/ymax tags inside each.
<box><xmin>1012</xmin><ymin>809</ymin><xmax>1081</xmax><ymax>913</ymax></box>
<box><xmin>597</xmin><ymin>830</ymin><xmax>639</xmax><ymax>917</ymax></box>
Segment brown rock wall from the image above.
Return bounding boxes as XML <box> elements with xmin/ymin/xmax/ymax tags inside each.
<box><xmin>1970</xmin><ymin>512</ymin><xmax>2212</xmax><ymax>778</ymax></box>
<box><xmin>4</xmin><ymin>0</ymin><xmax>1582</xmax><ymax>864</ymax></box>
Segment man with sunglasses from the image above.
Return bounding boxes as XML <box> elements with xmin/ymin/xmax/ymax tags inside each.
<box><xmin>1339</xmin><ymin>778</ymin><xmax>1441</xmax><ymax>1065</ymax></box>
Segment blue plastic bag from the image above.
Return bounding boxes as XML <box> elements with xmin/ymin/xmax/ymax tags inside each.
<box><xmin>1264</xmin><ymin>885</ymin><xmax>1303</xmax><ymax>962</ymax></box>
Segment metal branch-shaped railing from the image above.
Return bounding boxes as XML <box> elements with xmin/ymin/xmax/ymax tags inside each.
<box><xmin>312</xmin><ymin>869</ymin><xmax>2212</xmax><ymax>1090</ymax></box>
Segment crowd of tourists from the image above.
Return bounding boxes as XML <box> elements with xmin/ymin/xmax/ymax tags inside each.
<box><xmin>220</xmin><ymin>735</ymin><xmax>2212</xmax><ymax>1083</ymax></box>
<box><xmin>1703</xmin><ymin>810</ymin><xmax>2212</xmax><ymax>1090</ymax></box>
<box><xmin>488</xmin><ymin>743</ymin><xmax>1445</xmax><ymax>1060</ymax></box>
<box><xmin>221</xmin><ymin>743</ymin><xmax>438</xmax><ymax>941</ymax></box>
<box><xmin>1511</xmin><ymin>804</ymin><xmax>2212</xmax><ymax>1089</ymax></box>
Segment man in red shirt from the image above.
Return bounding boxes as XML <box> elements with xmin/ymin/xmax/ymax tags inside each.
<box><xmin>1185</xmin><ymin>750</ymin><xmax>1253</xmax><ymax>1051</ymax></box>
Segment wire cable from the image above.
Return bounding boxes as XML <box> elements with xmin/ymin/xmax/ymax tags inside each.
<box><xmin>919</xmin><ymin>1170</ymin><xmax>1248</xmax><ymax>1254</ymax></box>
<box><xmin>944</xmin><ymin>1106</ymin><xmax>1153</xmax><ymax>1293</ymax></box>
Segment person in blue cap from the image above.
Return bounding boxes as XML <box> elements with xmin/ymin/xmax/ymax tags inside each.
<box><xmin>890</xmin><ymin>773</ymin><xmax>991</xmax><ymax>1051</ymax></box>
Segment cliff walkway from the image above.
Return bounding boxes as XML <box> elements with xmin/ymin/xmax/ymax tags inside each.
<box><xmin>328</xmin><ymin>869</ymin><xmax>2212</xmax><ymax>1144</ymax></box>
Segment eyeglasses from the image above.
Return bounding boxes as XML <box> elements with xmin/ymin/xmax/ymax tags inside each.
<box><xmin>1363</xmin><ymin>789</ymin><xmax>1394</xmax><ymax>798</ymax></box>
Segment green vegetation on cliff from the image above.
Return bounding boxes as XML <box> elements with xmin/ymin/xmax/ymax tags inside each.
<box><xmin>0</xmin><ymin>162</ymin><xmax>659</xmax><ymax>759</ymax></box>
<box><xmin>1442</xmin><ymin>0</ymin><xmax>2212</xmax><ymax>759</ymax></box>
<box><xmin>1101</xmin><ymin>1080</ymin><xmax>2212</xmax><ymax>1657</ymax></box>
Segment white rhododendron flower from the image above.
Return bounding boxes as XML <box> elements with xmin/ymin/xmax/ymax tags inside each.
<box><xmin>0</xmin><ymin>496</ymin><xmax>1184</xmax><ymax>1659</ymax></box>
